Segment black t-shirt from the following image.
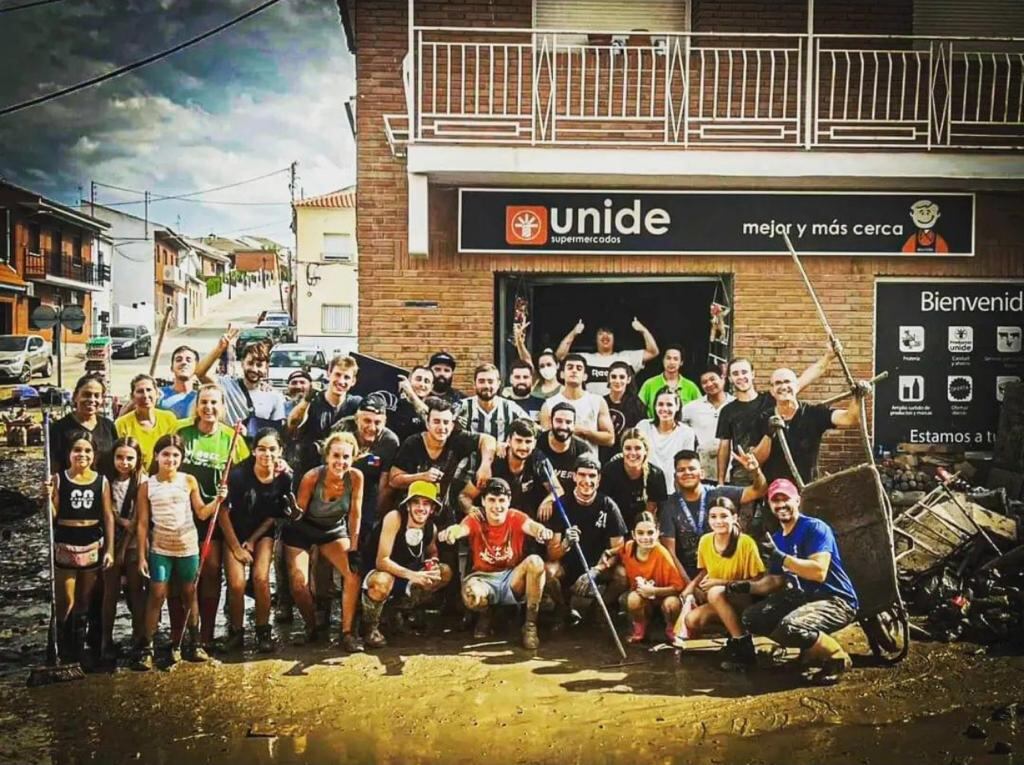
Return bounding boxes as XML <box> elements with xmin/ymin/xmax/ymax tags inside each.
<box><xmin>392</xmin><ymin>430</ymin><xmax>482</xmax><ymax>522</ymax></box>
<box><xmin>757</xmin><ymin>402</ymin><xmax>836</xmax><ymax>485</ymax></box>
<box><xmin>334</xmin><ymin>417</ymin><xmax>401</xmax><ymax>536</ymax></box>
<box><xmin>599</xmin><ymin>455</ymin><xmax>668</xmax><ymax>528</ymax></box>
<box><xmin>387</xmin><ymin>399</ymin><xmax>427</xmax><ymax>444</ymax></box>
<box><xmin>227</xmin><ymin>457</ymin><xmax>294</xmax><ymax>534</ymax></box>
<box><xmin>49</xmin><ymin>414</ymin><xmax>118</xmax><ymax>475</ymax></box>
<box><xmin>600</xmin><ymin>393</ymin><xmax>647</xmax><ymax>464</ymax></box>
<box><xmin>509</xmin><ymin>393</ymin><xmax>545</xmax><ymax>423</ymax></box>
<box><xmin>537</xmin><ymin>433</ymin><xmax>592</xmax><ymax>496</ymax></box>
<box><xmin>296</xmin><ymin>392</ymin><xmax>363</xmax><ymax>473</ymax></box>
<box><xmin>431</xmin><ymin>387</ymin><xmax>466</xmax><ymax>407</ymax></box>
<box><xmin>658</xmin><ymin>485</ymin><xmax>745</xmax><ymax>576</ymax></box>
<box><xmin>548</xmin><ymin>492</ymin><xmax>627</xmax><ymax>581</ymax></box>
<box><xmin>715</xmin><ymin>391</ymin><xmax>774</xmax><ymax>484</ymax></box>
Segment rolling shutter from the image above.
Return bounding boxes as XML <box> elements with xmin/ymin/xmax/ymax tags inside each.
<box><xmin>913</xmin><ymin>0</ymin><xmax>1024</xmax><ymax>39</ymax></box>
<box><xmin>534</xmin><ymin>0</ymin><xmax>689</xmax><ymax>33</ymax></box>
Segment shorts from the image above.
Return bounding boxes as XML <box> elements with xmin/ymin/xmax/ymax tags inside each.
<box><xmin>230</xmin><ymin>517</ymin><xmax>276</xmax><ymax>546</ymax></box>
<box><xmin>281</xmin><ymin>520</ymin><xmax>348</xmax><ymax>551</ymax></box>
<box><xmin>362</xmin><ymin>565</ymin><xmax>426</xmax><ymax>600</ymax></box>
<box><xmin>465</xmin><ymin>569</ymin><xmax>522</xmax><ymax>607</ymax></box>
<box><xmin>149</xmin><ymin>551</ymin><xmax>200</xmax><ymax>584</ymax></box>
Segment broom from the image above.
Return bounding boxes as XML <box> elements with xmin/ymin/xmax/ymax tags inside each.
<box><xmin>28</xmin><ymin>413</ymin><xmax>86</xmax><ymax>687</ymax></box>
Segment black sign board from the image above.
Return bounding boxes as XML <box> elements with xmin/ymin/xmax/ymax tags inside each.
<box><xmin>873</xmin><ymin>280</ymin><xmax>1024</xmax><ymax>448</ymax></box>
<box><xmin>459</xmin><ymin>189</ymin><xmax>975</xmax><ymax>256</ymax></box>
<box><xmin>350</xmin><ymin>352</ymin><xmax>408</xmax><ymax>412</ymax></box>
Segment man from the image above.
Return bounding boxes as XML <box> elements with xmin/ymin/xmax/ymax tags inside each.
<box><xmin>537</xmin><ymin>402</ymin><xmax>592</xmax><ymax>497</ymax></box>
<box><xmin>456</xmin><ymin>363</ymin><xmax>530</xmax><ymax>442</ymax></box>
<box><xmin>681</xmin><ymin>367</ymin><xmax>734</xmax><ymax>482</ymax></box>
<box><xmin>556</xmin><ymin>317</ymin><xmax>659</xmax><ymax>396</ymax></box>
<box><xmin>459</xmin><ymin>418</ymin><xmax>545</xmax><ymax>521</ymax></box>
<box><xmin>715</xmin><ymin>349</ymin><xmax>833</xmax><ymax>486</ymax></box>
<box><xmin>503</xmin><ymin>360</ymin><xmax>545</xmax><ymax>422</ymax></box>
<box><xmin>158</xmin><ymin>345</ymin><xmax>200</xmax><ymax>418</ymax></box>
<box><xmin>389</xmin><ymin>365</ymin><xmax>433</xmax><ymax>443</ymax></box>
<box><xmin>428</xmin><ymin>351</ymin><xmax>466</xmax><ymax>406</ymax></box>
<box><xmin>602</xmin><ymin>360</ymin><xmax>646</xmax><ymax>465</ymax></box>
<box><xmin>362</xmin><ymin>480</ymin><xmax>453</xmax><ymax>648</ymax></box>
<box><xmin>440</xmin><ymin>478</ymin><xmax>555</xmax><ymax>649</ymax></box>
<box><xmin>539</xmin><ymin>355</ymin><xmax>614</xmax><ymax>455</ymax></box>
<box><xmin>638</xmin><ymin>345</ymin><xmax>701</xmax><ymax>419</ymax></box>
<box><xmin>735</xmin><ymin>478</ymin><xmax>859</xmax><ymax>684</ymax></box>
<box><xmin>196</xmin><ymin>330</ymin><xmax>286</xmax><ymax>439</ymax></box>
<box><xmin>288</xmin><ymin>355</ymin><xmax>363</xmax><ymax>476</ymax></box>
<box><xmin>284</xmin><ymin>370</ymin><xmax>313</xmax><ymax>418</ymax></box>
<box><xmin>659</xmin><ymin>449</ymin><xmax>767</xmax><ymax>578</ymax></box>
<box><xmin>751</xmin><ymin>368</ymin><xmax>865</xmax><ymax>486</ymax></box>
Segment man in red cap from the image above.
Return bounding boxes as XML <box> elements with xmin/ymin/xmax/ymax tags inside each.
<box><xmin>730</xmin><ymin>478</ymin><xmax>859</xmax><ymax>684</ymax></box>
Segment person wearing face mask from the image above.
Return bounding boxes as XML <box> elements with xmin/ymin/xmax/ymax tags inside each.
<box><xmin>501</xmin><ymin>360</ymin><xmax>545</xmax><ymax>422</ymax></box>
<box><xmin>457</xmin><ymin>363</ymin><xmax>530</xmax><ymax>442</ymax></box>
<box><xmin>390</xmin><ymin>365</ymin><xmax>434</xmax><ymax>443</ymax></box>
<box><xmin>511</xmin><ymin>327</ymin><xmax>562</xmax><ymax>401</ymax></box>
<box><xmin>601</xmin><ymin>360</ymin><xmax>646</xmax><ymax>465</ymax></box>
<box><xmin>288</xmin><ymin>355</ymin><xmax>363</xmax><ymax>477</ymax></box>
<box><xmin>428</xmin><ymin>351</ymin><xmax>466</xmax><ymax>406</ymax></box>
<box><xmin>361</xmin><ymin>480</ymin><xmax>452</xmax><ymax>648</ymax></box>
<box><xmin>681</xmin><ymin>367</ymin><xmax>734</xmax><ymax>482</ymax></box>
<box><xmin>555</xmin><ymin>318</ymin><xmax>659</xmax><ymax>397</ymax></box>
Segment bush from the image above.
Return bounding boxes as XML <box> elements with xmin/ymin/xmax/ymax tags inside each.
<box><xmin>205</xmin><ymin>276</ymin><xmax>223</xmax><ymax>297</ymax></box>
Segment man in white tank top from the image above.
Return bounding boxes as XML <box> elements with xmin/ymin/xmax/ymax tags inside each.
<box><xmin>539</xmin><ymin>354</ymin><xmax>614</xmax><ymax>456</ymax></box>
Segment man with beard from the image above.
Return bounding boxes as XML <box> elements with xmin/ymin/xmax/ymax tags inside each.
<box><xmin>537</xmin><ymin>402</ymin><xmax>592</xmax><ymax>498</ymax></box>
<box><xmin>539</xmin><ymin>354</ymin><xmax>614</xmax><ymax>456</ymax></box>
<box><xmin>288</xmin><ymin>355</ymin><xmax>363</xmax><ymax>477</ymax></box>
<box><xmin>504</xmin><ymin>360</ymin><xmax>545</xmax><ymax>422</ymax></box>
<box><xmin>197</xmin><ymin>333</ymin><xmax>286</xmax><ymax>441</ymax></box>
<box><xmin>428</xmin><ymin>351</ymin><xmax>466</xmax><ymax>406</ymax></box>
<box><xmin>556</xmin><ymin>318</ymin><xmax>659</xmax><ymax>396</ymax></box>
<box><xmin>459</xmin><ymin>418</ymin><xmax>544</xmax><ymax>520</ymax></box>
<box><xmin>601</xmin><ymin>360</ymin><xmax>646</xmax><ymax>465</ymax></box>
<box><xmin>284</xmin><ymin>370</ymin><xmax>313</xmax><ymax>418</ymax></box>
<box><xmin>681</xmin><ymin>367</ymin><xmax>734</xmax><ymax>482</ymax></box>
<box><xmin>389</xmin><ymin>365</ymin><xmax>433</xmax><ymax>443</ymax></box>
<box><xmin>457</xmin><ymin>363</ymin><xmax>530</xmax><ymax>442</ymax></box>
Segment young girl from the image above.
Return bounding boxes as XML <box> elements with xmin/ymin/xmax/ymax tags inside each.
<box><xmin>133</xmin><ymin>434</ymin><xmax>227</xmax><ymax>670</ymax></box>
<box><xmin>114</xmin><ymin>374</ymin><xmax>179</xmax><ymax>469</ymax></box>
<box><xmin>283</xmin><ymin>432</ymin><xmax>364</xmax><ymax>652</ymax></box>
<box><xmin>579</xmin><ymin>512</ymin><xmax>685</xmax><ymax>643</ymax></box>
<box><xmin>100</xmin><ymin>437</ymin><xmax>148</xmax><ymax>661</ymax></box>
<box><xmin>223</xmin><ymin>428</ymin><xmax>294</xmax><ymax>654</ymax></box>
<box><xmin>636</xmin><ymin>387</ymin><xmax>698</xmax><ymax>495</ymax></box>
<box><xmin>48</xmin><ymin>431</ymin><xmax>115</xmax><ymax>664</ymax></box>
<box><xmin>678</xmin><ymin>496</ymin><xmax>765</xmax><ymax>666</ymax></box>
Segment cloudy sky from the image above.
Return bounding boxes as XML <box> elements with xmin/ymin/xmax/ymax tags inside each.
<box><xmin>0</xmin><ymin>0</ymin><xmax>354</xmax><ymax>244</ymax></box>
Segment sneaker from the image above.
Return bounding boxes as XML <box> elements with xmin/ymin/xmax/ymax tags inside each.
<box><xmin>627</xmin><ymin>622</ymin><xmax>646</xmax><ymax>644</ymax></box>
<box><xmin>255</xmin><ymin>626</ymin><xmax>275</xmax><ymax>654</ymax></box>
<box><xmin>184</xmin><ymin>642</ymin><xmax>210</xmax><ymax>663</ymax></box>
<box><xmin>521</xmin><ymin>621</ymin><xmax>539</xmax><ymax>650</ymax></box>
<box><xmin>365</xmin><ymin>627</ymin><xmax>387</xmax><ymax>649</ymax></box>
<box><xmin>169</xmin><ymin>645</ymin><xmax>182</xmax><ymax>665</ymax></box>
<box><xmin>472</xmin><ymin>610</ymin><xmax>493</xmax><ymax>640</ymax></box>
<box><xmin>223</xmin><ymin>629</ymin><xmax>245</xmax><ymax>654</ymax></box>
<box><xmin>131</xmin><ymin>646</ymin><xmax>154</xmax><ymax>672</ymax></box>
<box><xmin>340</xmin><ymin>631</ymin><xmax>365</xmax><ymax>653</ymax></box>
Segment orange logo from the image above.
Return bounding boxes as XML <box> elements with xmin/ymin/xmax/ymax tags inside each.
<box><xmin>506</xmin><ymin>206</ymin><xmax>548</xmax><ymax>245</ymax></box>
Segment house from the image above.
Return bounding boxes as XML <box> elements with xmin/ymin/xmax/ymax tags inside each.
<box><xmin>154</xmin><ymin>229</ymin><xmax>207</xmax><ymax>327</ymax></box>
<box><xmin>0</xmin><ymin>179</ymin><xmax>110</xmax><ymax>343</ymax></box>
<box><xmin>187</xmin><ymin>237</ymin><xmax>231</xmax><ymax>279</ymax></box>
<box><xmin>199</xmin><ymin>234</ymin><xmax>285</xmax><ymax>281</ymax></box>
<box><xmin>293</xmin><ymin>186</ymin><xmax>358</xmax><ymax>354</ymax></box>
<box><xmin>342</xmin><ymin>0</ymin><xmax>1024</xmax><ymax>473</ymax></box>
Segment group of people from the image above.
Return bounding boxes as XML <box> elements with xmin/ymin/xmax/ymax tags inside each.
<box><xmin>42</xmin><ymin>318</ymin><xmax>865</xmax><ymax>684</ymax></box>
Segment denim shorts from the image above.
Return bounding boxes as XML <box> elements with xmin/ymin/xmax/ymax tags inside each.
<box><xmin>465</xmin><ymin>569</ymin><xmax>521</xmax><ymax>606</ymax></box>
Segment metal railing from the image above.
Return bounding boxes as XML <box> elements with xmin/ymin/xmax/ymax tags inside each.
<box><xmin>388</xmin><ymin>27</ymin><xmax>1024</xmax><ymax>152</ymax></box>
<box><xmin>24</xmin><ymin>249</ymin><xmax>109</xmax><ymax>285</ymax></box>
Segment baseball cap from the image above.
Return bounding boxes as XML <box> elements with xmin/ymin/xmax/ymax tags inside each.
<box><xmin>287</xmin><ymin>370</ymin><xmax>313</xmax><ymax>383</ymax></box>
<box><xmin>402</xmin><ymin>480</ymin><xmax>441</xmax><ymax>507</ymax></box>
<box><xmin>429</xmin><ymin>351</ymin><xmax>457</xmax><ymax>369</ymax></box>
<box><xmin>768</xmin><ymin>478</ymin><xmax>800</xmax><ymax>500</ymax></box>
<box><xmin>481</xmin><ymin>477</ymin><xmax>512</xmax><ymax>497</ymax></box>
<box><xmin>358</xmin><ymin>395</ymin><xmax>387</xmax><ymax>414</ymax></box>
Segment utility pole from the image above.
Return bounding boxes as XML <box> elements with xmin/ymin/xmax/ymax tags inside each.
<box><xmin>90</xmin><ymin>181</ymin><xmax>96</xmax><ymax>217</ymax></box>
<box><xmin>144</xmin><ymin>190</ymin><xmax>150</xmax><ymax>238</ymax></box>
<box><xmin>288</xmin><ymin>161</ymin><xmax>298</xmax><ymax>322</ymax></box>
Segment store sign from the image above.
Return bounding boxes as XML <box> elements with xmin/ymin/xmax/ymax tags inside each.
<box><xmin>459</xmin><ymin>189</ymin><xmax>975</xmax><ymax>256</ymax></box>
<box><xmin>873</xmin><ymin>280</ymin><xmax>1024</xmax><ymax>447</ymax></box>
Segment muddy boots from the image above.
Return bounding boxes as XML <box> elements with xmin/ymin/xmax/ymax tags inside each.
<box><xmin>132</xmin><ymin>640</ymin><xmax>154</xmax><ymax>671</ymax></box>
<box><xmin>473</xmin><ymin>608</ymin><xmax>493</xmax><ymax>640</ymax></box>
<box><xmin>223</xmin><ymin>627</ymin><xmax>245</xmax><ymax>654</ymax></box>
<box><xmin>184</xmin><ymin>625</ymin><xmax>210</xmax><ymax>662</ymax></box>
<box><xmin>362</xmin><ymin>593</ymin><xmax>387</xmax><ymax>650</ymax></box>
<box><xmin>801</xmin><ymin>633</ymin><xmax>852</xmax><ymax>685</ymax></box>
<box><xmin>522</xmin><ymin>604</ymin><xmax>540</xmax><ymax>650</ymax></box>
<box><xmin>255</xmin><ymin>625</ymin><xmax>275</xmax><ymax>654</ymax></box>
<box><xmin>719</xmin><ymin>633</ymin><xmax>757</xmax><ymax>671</ymax></box>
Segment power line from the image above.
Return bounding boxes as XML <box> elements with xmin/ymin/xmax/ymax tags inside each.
<box><xmin>0</xmin><ymin>0</ymin><xmax>68</xmax><ymax>13</ymax></box>
<box><xmin>93</xmin><ymin>167</ymin><xmax>291</xmax><ymax>207</ymax></box>
<box><xmin>0</xmin><ymin>0</ymin><xmax>286</xmax><ymax>118</ymax></box>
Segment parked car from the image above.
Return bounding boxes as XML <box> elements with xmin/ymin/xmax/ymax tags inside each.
<box><xmin>256</xmin><ymin>309</ymin><xmax>296</xmax><ymax>342</ymax></box>
<box><xmin>110</xmin><ymin>325</ymin><xmax>152</xmax><ymax>359</ymax></box>
<box><xmin>236</xmin><ymin>327</ymin><xmax>277</xmax><ymax>357</ymax></box>
<box><xmin>268</xmin><ymin>344</ymin><xmax>328</xmax><ymax>389</ymax></box>
<box><xmin>0</xmin><ymin>334</ymin><xmax>53</xmax><ymax>382</ymax></box>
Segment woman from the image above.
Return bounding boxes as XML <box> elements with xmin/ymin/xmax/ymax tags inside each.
<box><xmin>47</xmin><ymin>431</ymin><xmax>114</xmax><ymax>665</ymax></box>
<box><xmin>223</xmin><ymin>428</ymin><xmax>294</xmax><ymax>654</ymax></box>
<box><xmin>576</xmin><ymin>511</ymin><xmax>685</xmax><ymax>643</ymax></box>
<box><xmin>532</xmin><ymin>348</ymin><xmax>563</xmax><ymax>400</ymax></box>
<box><xmin>601</xmin><ymin>361</ymin><xmax>646</xmax><ymax>465</ymax></box>
<box><xmin>50</xmin><ymin>374</ymin><xmax>117</xmax><ymax>475</ymax></box>
<box><xmin>636</xmin><ymin>386</ymin><xmax>698</xmax><ymax>494</ymax></box>
<box><xmin>114</xmin><ymin>374</ymin><xmax>179</xmax><ymax>469</ymax></box>
<box><xmin>599</xmin><ymin>429</ymin><xmax>668</xmax><ymax>529</ymax></box>
<box><xmin>134</xmin><ymin>434</ymin><xmax>227</xmax><ymax>670</ymax></box>
<box><xmin>283</xmin><ymin>432</ymin><xmax>364</xmax><ymax>652</ymax></box>
<box><xmin>678</xmin><ymin>496</ymin><xmax>764</xmax><ymax>666</ymax></box>
<box><xmin>176</xmin><ymin>383</ymin><xmax>249</xmax><ymax>650</ymax></box>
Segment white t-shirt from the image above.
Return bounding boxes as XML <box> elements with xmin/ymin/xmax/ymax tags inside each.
<box><xmin>579</xmin><ymin>350</ymin><xmax>646</xmax><ymax>396</ymax></box>
<box><xmin>541</xmin><ymin>390</ymin><xmax>605</xmax><ymax>454</ymax></box>
<box><xmin>637</xmin><ymin>419</ymin><xmax>698</xmax><ymax>494</ymax></box>
<box><xmin>681</xmin><ymin>394</ymin><xmax>734</xmax><ymax>480</ymax></box>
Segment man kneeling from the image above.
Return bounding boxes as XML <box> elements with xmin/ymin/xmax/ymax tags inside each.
<box><xmin>440</xmin><ymin>478</ymin><xmax>554</xmax><ymax>649</ymax></box>
<box><xmin>362</xmin><ymin>481</ymin><xmax>453</xmax><ymax>648</ymax></box>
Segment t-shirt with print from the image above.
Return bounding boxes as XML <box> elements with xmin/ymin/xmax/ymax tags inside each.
<box><xmin>547</xmin><ymin>492</ymin><xmax>627</xmax><ymax>582</ymax></box>
<box><xmin>158</xmin><ymin>385</ymin><xmax>197</xmax><ymax>420</ymax></box>
<box><xmin>715</xmin><ymin>391</ymin><xmax>774</xmax><ymax>485</ymax></box>
<box><xmin>770</xmin><ymin>515</ymin><xmax>858</xmax><ymax>609</ymax></box>
<box><xmin>465</xmin><ymin>509</ymin><xmax>530</xmax><ymax>573</ymax></box>
<box><xmin>756</xmin><ymin>402</ymin><xmax>836</xmax><ymax>485</ymax></box>
<box><xmin>456</xmin><ymin>396</ymin><xmax>530</xmax><ymax>442</ymax></box>
<box><xmin>177</xmin><ymin>421</ymin><xmax>251</xmax><ymax>502</ymax></box>
<box><xmin>216</xmin><ymin>374</ymin><xmax>287</xmax><ymax>438</ymax></box>
<box><xmin>295</xmin><ymin>391</ymin><xmax>363</xmax><ymax>474</ymax></box>
<box><xmin>697</xmin><ymin>533</ymin><xmax>765</xmax><ymax>582</ymax></box>
<box><xmin>579</xmin><ymin>350</ymin><xmax>645</xmax><ymax>397</ymax></box>
<box><xmin>620</xmin><ymin>541</ymin><xmax>687</xmax><ymax>590</ymax></box>
<box><xmin>658</xmin><ymin>485</ymin><xmax>745</xmax><ymax>577</ymax></box>
<box><xmin>503</xmin><ymin>392</ymin><xmax>545</xmax><ymax>423</ymax></box>
<box><xmin>477</xmin><ymin>455</ymin><xmax>546</xmax><ymax>520</ymax></box>
<box><xmin>392</xmin><ymin>430</ymin><xmax>482</xmax><ymax>523</ymax></box>
<box><xmin>600</xmin><ymin>392</ymin><xmax>647</xmax><ymax>465</ymax></box>
<box><xmin>599</xmin><ymin>455</ymin><xmax>668</xmax><ymax>529</ymax></box>
<box><xmin>537</xmin><ymin>434</ymin><xmax>592</xmax><ymax>497</ymax></box>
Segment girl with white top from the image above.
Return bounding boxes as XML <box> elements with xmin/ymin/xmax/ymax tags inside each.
<box><xmin>637</xmin><ymin>386</ymin><xmax>698</xmax><ymax>495</ymax></box>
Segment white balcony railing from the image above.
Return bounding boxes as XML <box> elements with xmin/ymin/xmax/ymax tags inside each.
<box><xmin>384</xmin><ymin>27</ymin><xmax>1024</xmax><ymax>155</ymax></box>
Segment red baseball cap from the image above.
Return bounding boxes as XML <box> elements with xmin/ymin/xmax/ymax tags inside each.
<box><xmin>768</xmin><ymin>478</ymin><xmax>800</xmax><ymax>500</ymax></box>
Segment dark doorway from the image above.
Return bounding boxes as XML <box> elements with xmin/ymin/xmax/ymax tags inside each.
<box><xmin>0</xmin><ymin>300</ymin><xmax>12</xmax><ymax>335</ymax></box>
<box><xmin>495</xmin><ymin>275</ymin><xmax>732</xmax><ymax>386</ymax></box>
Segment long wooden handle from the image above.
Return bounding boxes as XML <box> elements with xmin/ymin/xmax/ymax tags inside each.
<box><xmin>148</xmin><ymin>306</ymin><xmax>174</xmax><ymax>377</ymax></box>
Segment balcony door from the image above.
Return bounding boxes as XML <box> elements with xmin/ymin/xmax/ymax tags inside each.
<box><xmin>51</xmin><ymin>230</ymin><xmax>63</xmax><ymax>273</ymax></box>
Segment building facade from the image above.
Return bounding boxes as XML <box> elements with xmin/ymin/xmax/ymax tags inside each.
<box><xmin>85</xmin><ymin>203</ymin><xmax>158</xmax><ymax>333</ymax></box>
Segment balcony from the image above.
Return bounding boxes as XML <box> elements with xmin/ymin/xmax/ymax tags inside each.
<box><xmin>24</xmin><ymin>249</ymin><xmax>109</xmax><ymax>289</ymax></box>
<box><xmin>386</xmin><ymin>28</ymin><xmax>1024</xmax><ymax>155</ymax></box>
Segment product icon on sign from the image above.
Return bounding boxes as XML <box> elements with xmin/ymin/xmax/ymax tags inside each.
<box><xmin>898</xmin><ymin>375</ymin><xmax>924</xmax><ymax>402</ymax></box>
<box><xmin>948</xmin><ymin>326</ymin><xmax>973</xmax><ymax>353</ymax></box>
<box><xmin>997</xmin><ymin>376</ymin><xmax>1021</xmax><ymax>402</ymax></box>
<box><xmin>947</xmin><ymin>375</ymin><xmax>973</xmax><ymax>402</ymax></box>
<box><xmin>996</xmin><ymin>326</ymin><xmax>1022</xmax><ymax>354</ymax></box>
<box><xmin>505</xmin><ymin>206</ymin><xmax>549</xmax><ymax>246</ymax></box>
<box><xmin>899</xmin><ymin>326</ymin><xmax>925</xmax><ymax>352</ymax></box>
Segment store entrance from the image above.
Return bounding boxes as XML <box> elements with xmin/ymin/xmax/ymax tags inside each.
<box><xmin>495</xmin><ymin>275</ymin><xmax>732</xmax><ymax>387</ymax></box>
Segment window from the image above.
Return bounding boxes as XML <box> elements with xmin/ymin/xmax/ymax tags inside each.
<box><xmin>72</xmin><ymin>236</ymin><xmax>83</xmax><ymax>266</ymax></box>
<box><xmin>322</xmin><ymin>233</ymin><xmax>354</xmax><ymax>262</ymax></box>
<box><xmin>534</xmin><ymin>0</ymin><xmax>689</xmax><ymax>34</ymax></box>
<box><xmin>0</xmin><ymin>209</ymin><xmax>9</xmax><ymax>265</ymax></box>
<box><xmin>27</xmin><ymin>223</ymin><xmax>41</xmax><ymax>254</ymax></box>
<box><xmin>321</xmin><ymin>304</ymin><xmax>353</xmax><ymax>334</ymax></box>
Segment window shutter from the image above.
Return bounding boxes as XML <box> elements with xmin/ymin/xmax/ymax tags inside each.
<box><xmin>534</xmin><ymin>0</ymin><xmax>689</xmax><ymax>32</ymax></box>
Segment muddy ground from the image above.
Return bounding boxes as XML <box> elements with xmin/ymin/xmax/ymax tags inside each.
<box><xmin>3</xmin><ymin>445</ymin><xmax>1024</xmax><ymax>765</ymax></box>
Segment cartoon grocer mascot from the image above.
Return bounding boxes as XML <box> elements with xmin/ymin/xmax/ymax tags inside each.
<box><xmin>901</xmin><ymin>199</ymin><xmax>949</xmax><ymax>254</ymax></box>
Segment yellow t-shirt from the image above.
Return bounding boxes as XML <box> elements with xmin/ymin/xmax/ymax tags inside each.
<box><xmin>696</xmin><ymin>533</ymin><xmax>766</xmax><ymax>582</ymax></box>
<box><xmin>115</xmin><ymin>409</ymin><xmax>180</xmax><ymax>470</ymax></box>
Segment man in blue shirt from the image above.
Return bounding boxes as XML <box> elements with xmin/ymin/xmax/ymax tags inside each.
<box><xmin>731</xmin><ymin>478</ymin><xmax>859</xmax><ymax>684</ymax></box>
<box><xmin>158</xmin><ymin>345</ymin><xmax>199</xmax><ymax>418</ymax></box>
